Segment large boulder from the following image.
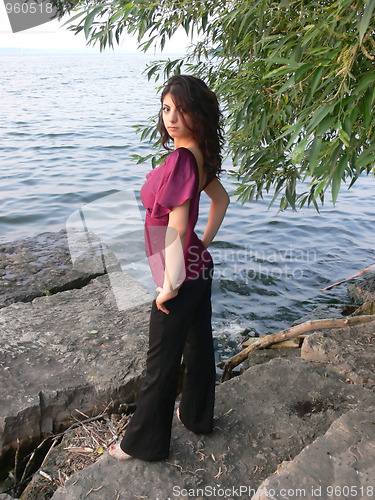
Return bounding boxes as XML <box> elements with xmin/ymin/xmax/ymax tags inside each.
<box><xmin>0</xmin><ymin>273</ymin><xmax>152</xmax><ymax>464</ymax></box>
<box><xmin>51</xmin><ymin>357</ymin><xmax>375</xmax><ymax>499</ymax></box>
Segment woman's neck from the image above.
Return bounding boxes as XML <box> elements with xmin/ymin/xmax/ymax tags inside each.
<box><xmin>173</xmin><ymin>138</ymin><xmax>197</xmax><ymax>150</ymax></box>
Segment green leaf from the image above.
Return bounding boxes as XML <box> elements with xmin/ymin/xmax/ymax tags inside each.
<box><xmin>339</xmin><ymin>128</ymin><xmax>350</xmax><ymax>147</ymax></box>
<box><xmin>363</xmin><ymin>88</ymin><xmax>373</xmax><ymax>128</ymax></box>
<box><xmin>316</xmin><ymin>115</ymin><xmax>336</xmax><ymax>136</ymax></box>
<box><xmin>308</xmin><ymin>136</ymin><xmax>322</xmax><ymax>174</ymax></box>
<box><xmin>356</xmin><ymin>72</ymin><xmax>375</xmax><ymax>95</ymax></box>
<box><xmin>264</xmin><ymin>57</ymin><xmax>303</xmax><ymax>67</ymax></box>
<box><xmin>308</xmin><ymin>103</ymin><xmax>335</xmax><ymax>132</ymax></box>
<box><xmin>332</xmin><ymin>154</ymin><xmax>348</xmax><ymax>204</ymax></box>
<box><xmin>292</xmin><ymin>138</ymin><xmax>308</xmax><ymax>164</ymax></box>
<box><xmin>84</xmin><ymin>5</ymin><xmax>105</xmax><ymax>38</ymax></box>
<box><xmin>285</xmin><ymin>122</ymin><xmax>304</xmax><ymax>149</ymax></box>
<box><xmin>276</xmin><ymin>75</ymin><xmax>296</xmax><ymax>95</ymax></box>
<box><xmin>295</xmin><ymin>63</ymin><xmax>315</xmax><ymax>82</ymax></box>
<box><xmin>62</xmin><ymin>10</ymin><xmax>87</xmax><ymax>27</ymax></box>
<box><xmin>306</xmin><ymin>67</ymin><xmax>323</xmax><ymax>105</ymax></box>
<box><xmin>285</xmin><ymin>177</ymin><xmax>297</xmax><ymax>209</ymax></box>
<box><xmin>264</xmin><ymin>66</ymin><xmax>294</xmax><ymax>79</ymax></box>
<box><xmin>350</xmin><ymin>106</ymin><xmax>359</xmax><ymax>125</ymax></box>
<box><xmin>260</xmin><ymin>110</ymin><xmax>267</xmax><ymax>133</ymax></box>
<box><xmin>314</xmin><ymin>179</ymin><xmax>327</xmax><ymax>198</ymax></box>
<box><xmin>202</xmin><ymin>12</ymin><xmax>208</xmax><ymax>32</ymax></box>
<box><xmin>359</xmin><ymin>0</ymin><xmax>375</xmax><ymax>42</ymax></box>
<box><xmin>357</xmin><ymin>153</ymin><xmax>375</xmax><ymax>168</ymax></box>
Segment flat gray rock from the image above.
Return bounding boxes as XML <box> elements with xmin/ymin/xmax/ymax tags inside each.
<box><xmin>0</xmin><ymin>230</ymin><xmax>105</xmax><ymax>309</ymax></box>
<box><xmin>293</xmin><ymin>304</ymin><xmax>348</xmax><ymax>325</ymax></box>
<box><xmin>253</xmin><ymin>406</ymin><xmax>375</xmax><ymax>499</ymax></box>
<box><xmin>301</xmin><ymin>320</ymin><xmax>375</xmax><ymax>389</ymax></box>
<box><xmin>51</xmin><ymin>357</ymin><xmax>375</xmax><ymax>500</ymax></box>
<box><xmin>0</xmin><ymin>273</ymin><xmax>152</xmax><ymax>459</ymax></box>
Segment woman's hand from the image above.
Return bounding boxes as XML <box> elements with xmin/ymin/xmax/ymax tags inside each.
<box><xmin>155</xmin><ymin>287</ymin><xmax>179</xmax><ymax>314</ymax></box>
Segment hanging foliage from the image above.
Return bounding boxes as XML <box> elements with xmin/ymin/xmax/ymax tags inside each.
<box><xmin>53</xmin><ymin>0</ymin><xmax>375</xmax><ymax>209</ymax></box>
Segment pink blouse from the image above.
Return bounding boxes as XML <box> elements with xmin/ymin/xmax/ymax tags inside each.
<box><xmin>140</xmin><ymin>147</ymin><xmax>213</xmax><ymax>287</ymax></box>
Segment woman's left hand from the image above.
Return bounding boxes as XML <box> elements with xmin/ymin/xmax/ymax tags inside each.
<box><xmin>155</xmin><ymin>287</ymin><xmax>179</xmax><ymax>314</ymax></box>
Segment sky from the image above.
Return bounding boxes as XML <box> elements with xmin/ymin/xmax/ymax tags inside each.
<box><xmin>0</xmin><ymin>2</ymin><xmax>190</xmax><ymax>53</ymax></box>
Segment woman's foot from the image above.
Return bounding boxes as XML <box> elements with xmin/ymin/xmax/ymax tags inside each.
<box><xmin>109</xmin><ymin>442</ymin><xmax>132</xmax><ymax>461</ymax></box>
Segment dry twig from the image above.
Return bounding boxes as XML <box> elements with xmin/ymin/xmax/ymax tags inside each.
<box><xmin>319</xmin><ymin>263</ymin><xmax>375</xmax><ymax>291</ymax></box>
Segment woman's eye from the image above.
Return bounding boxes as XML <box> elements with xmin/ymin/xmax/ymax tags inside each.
<box><xmin>162</xmin><ymin>107</ymin><xmax>169</xmax><ymax>112</ymax></box>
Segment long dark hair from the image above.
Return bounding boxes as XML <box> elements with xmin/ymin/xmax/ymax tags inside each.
<box><xmin>157</xmin><ymin>75</ymin><xmax>224</xmax><ymax>179</ymax></box>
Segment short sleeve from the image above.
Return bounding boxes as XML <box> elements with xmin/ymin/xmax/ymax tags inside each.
<box><xmin>149</xmin><ymin>148</ymin><xmax>199</xmax><ymax>218</ymax></box>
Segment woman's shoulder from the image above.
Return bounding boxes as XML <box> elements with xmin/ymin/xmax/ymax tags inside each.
<box><xmin>172</xmin><ymin>146</ymin><xmax>205</xmax><ymax>172</ymax></box>
<box><xmin>168</xmin><ymin>147</ymin><xmax>197</xmax><ymax>164</ymax></box>
<box><xmin>164</xmin><ymin>147</ymin><xmax>200</xmax><ymax>174</ymax></box>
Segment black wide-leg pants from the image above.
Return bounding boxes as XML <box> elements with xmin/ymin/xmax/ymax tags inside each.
<box><xmin>120</xmin><ymin>260</ymin><xmax>215</xmax><ymax>461</ymax></box>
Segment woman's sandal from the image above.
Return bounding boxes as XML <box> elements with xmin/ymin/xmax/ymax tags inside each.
<box><xmin>109</xmin><ymin>442</ymin><xmax>132</xmax><ymax>461</ymax></box>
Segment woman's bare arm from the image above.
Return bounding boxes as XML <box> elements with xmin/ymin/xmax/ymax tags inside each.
<box><xmin>201</xmin><ymin>178</ymin><xmax>230</xmax><ymax>248</ymax></box>
<box><xmin>156</xmin><ymin>199</ymin><xmax>190</xmax><ymax>314</ymax></box>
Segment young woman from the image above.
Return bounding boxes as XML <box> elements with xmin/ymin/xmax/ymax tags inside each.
<box><xmin>110</xmin><ymin>74</ymin><xmax>229</xmax><ymax>462</ymax></box>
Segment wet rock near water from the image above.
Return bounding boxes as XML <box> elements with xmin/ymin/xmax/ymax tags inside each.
<box><xmin>348</xmin><ymin>273</ymin><xmax>375</xmax><ymax>304</ymax></box>
<box><xmin>292</xmin><ymin>304</ymin><xmax>350</xmax><ymax>324</ymax></box>
<box><xmin>0</xmin><ymin>230</ymin><xmax>105</xmax><ymax>309</ymax></box>
<box><xmin>244</xmin><ymin>344</ymin><xmax>301</xmax><ymax>369</ymax></box>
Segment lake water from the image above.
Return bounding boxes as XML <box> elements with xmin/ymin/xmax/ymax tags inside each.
<box><xmin>1</xmin><ymin>52</ymin><xmax>374</xmax><ymax>359</ymax></box>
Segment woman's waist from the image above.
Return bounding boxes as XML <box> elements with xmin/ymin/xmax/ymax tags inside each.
<box><xmin>184</xmin><ymin>237</ymin><xmax>211</xmax><ymax>260</ymax></box>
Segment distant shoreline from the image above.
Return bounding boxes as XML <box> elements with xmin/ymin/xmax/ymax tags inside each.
<box><xmin>0</xmin><ymin>47</ymin><xmax>184</xmax><ymax>56</ymax></box>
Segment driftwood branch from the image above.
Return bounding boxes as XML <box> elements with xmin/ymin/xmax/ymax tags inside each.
<box><xmin>320</xmin><ymin>263</ymin><xmax>375</xmax><ymax>291</ymax></box>
<box><xmin>218</xmin><ymin>315</ymin><xmax>375</xmax><ymax>382</ymax></box>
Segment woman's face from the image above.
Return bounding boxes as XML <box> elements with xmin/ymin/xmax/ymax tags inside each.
<box><xmin>162</xmin><ymin>93</ymin><xmax>194</xmax><ymax>144</ymax></box>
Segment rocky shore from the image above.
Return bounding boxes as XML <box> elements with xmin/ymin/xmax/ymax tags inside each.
<box><xmin>0</xmin><ymin>230</ymin><xmax>374</xmax><ymax>500</ymax></box>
